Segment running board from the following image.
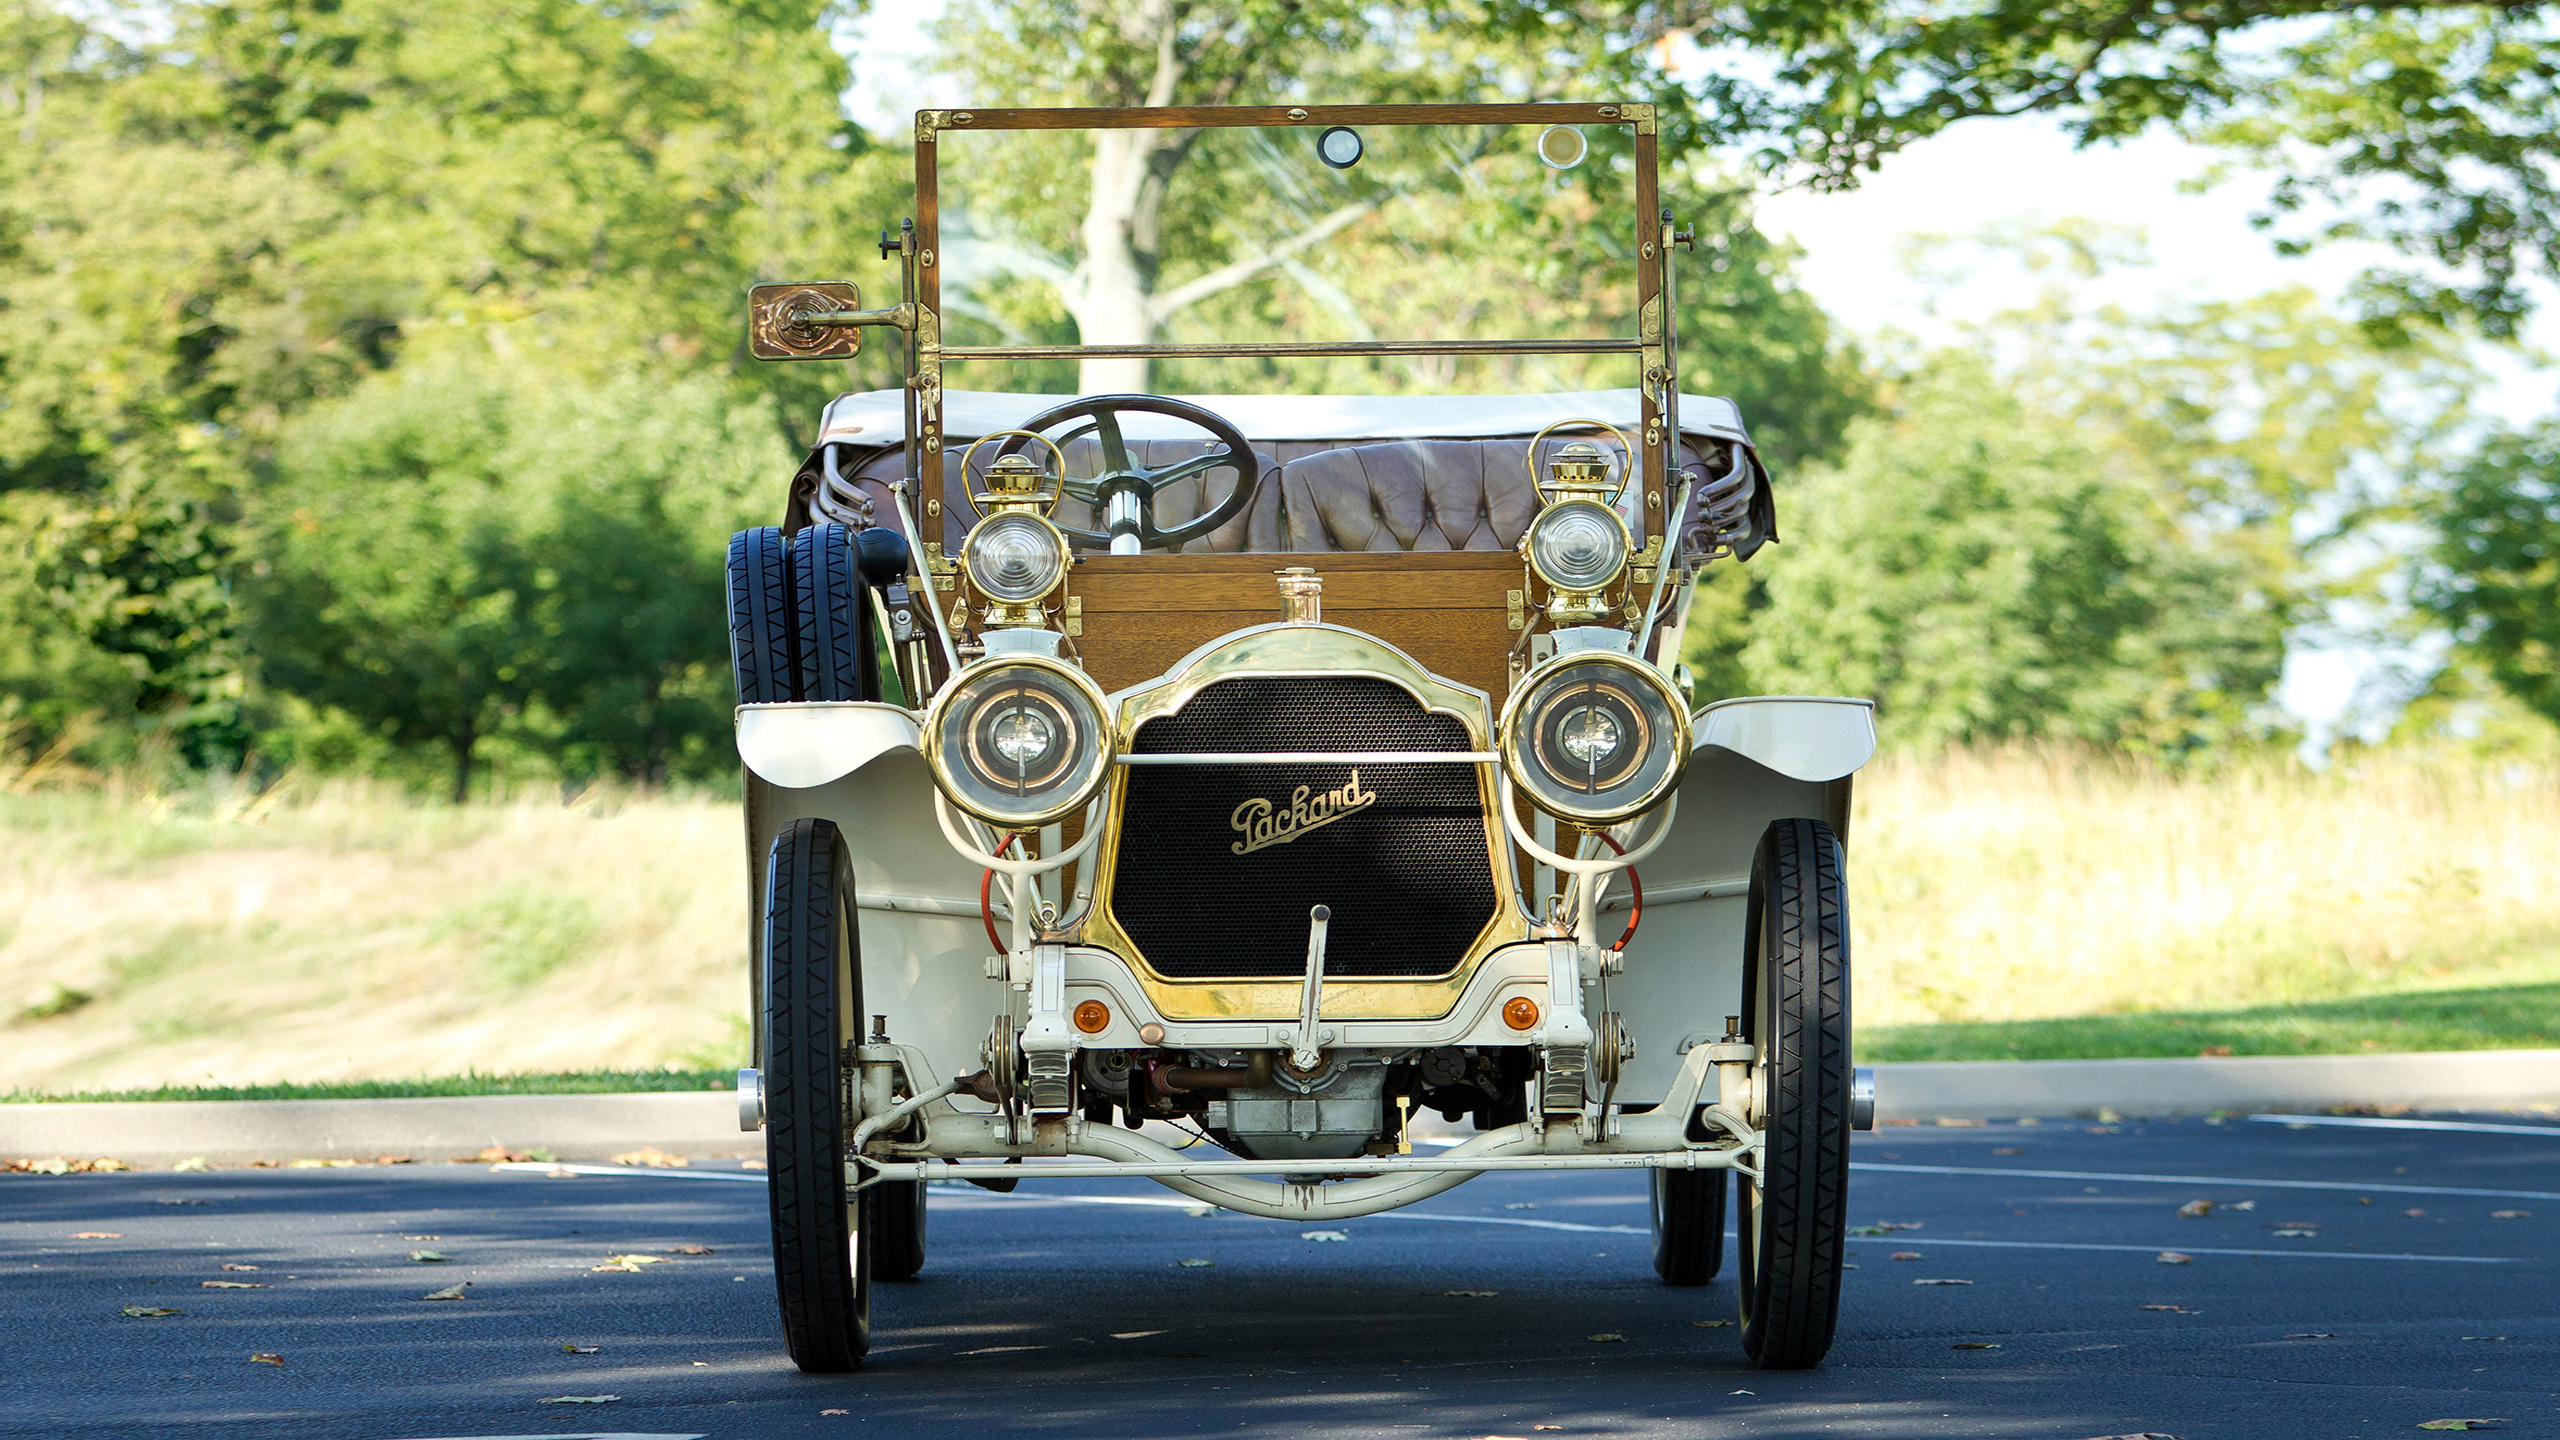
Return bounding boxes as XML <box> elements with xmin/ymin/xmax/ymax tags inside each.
<box><xmin>853</xmin><ymin>1147</ymin><xmax>1742</xmax><ymax>1183</ymax></box>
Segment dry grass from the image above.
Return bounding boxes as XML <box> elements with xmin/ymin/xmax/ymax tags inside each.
<box><xmin>1849</xmin><ymin>747</ymin><xmax>2560</xmax><ymax>1028</ymax></box>
<box><xmin>0</xmin><ymin>775</ymin><xmax>749</xmax><ymax>1094</ymax></box>
<box><xmin>5</xmin><ymin>748</ymin><xmax>2557</xmax><ymax>1092</ymax></box>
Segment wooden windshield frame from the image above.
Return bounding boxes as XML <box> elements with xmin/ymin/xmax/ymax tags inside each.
<box><xmin>904</xmin><ymin>102</ymin><xmax>1678</xmax><ymax>556</ymax></box>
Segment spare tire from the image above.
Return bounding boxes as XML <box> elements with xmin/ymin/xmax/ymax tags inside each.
<box><xmin>726</xmin><ymin>527</ymin><xmax>798</xmax><ymax>706</ymax></box>
<box><xmin>792</xmin><ymin>522</ymin><xmax>879</xmax><ymax>703</ymax></box>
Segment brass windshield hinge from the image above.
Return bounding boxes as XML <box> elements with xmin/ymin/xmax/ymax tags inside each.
<box><xmin>1505</xmin><ymin>589</ymin><xmax>1526</xmax><ymax>632</ymax></box>
<box><xmin>1062</xmin><ymin>595</ymin><xmax>1083</xmax><ymax>637</ymax></box>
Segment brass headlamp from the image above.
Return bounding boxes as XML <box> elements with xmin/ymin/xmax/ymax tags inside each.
<box><xmin>958</xmin><ymin>433</ymin><xmax>1072</xmax><ymax>629</ymax></box>
<box><xmin>1521</xmin><ymin>421</ymin><xmax>1634</xmax><ymax>625</ymax></box>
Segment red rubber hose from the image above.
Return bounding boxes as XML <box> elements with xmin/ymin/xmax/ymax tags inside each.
<box><xmin>1595</xmin><ymin>831</ymin><xmax>1642</xmax><ymax>952</ymax></box>
<box><xmin>980</xmin><ymin>833</ymin><xmax>1021</xmax><ymax>955</ymax></box>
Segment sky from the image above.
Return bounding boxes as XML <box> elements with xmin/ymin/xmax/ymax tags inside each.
<box><xmin>836</xmin><ymin>5</ymin><xmax>2557</xmax><ymax>744</ymax></box>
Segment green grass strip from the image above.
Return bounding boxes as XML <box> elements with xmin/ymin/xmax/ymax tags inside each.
<box><xmin>1862</xmin><ymin>982</ymin><xmax>2560</xmax><ymax>1062</ymax></box>
<box><xmin>2</xmin><ymin>1069</ymin><xmax>736</xmax><ymax>1104</ymax></box>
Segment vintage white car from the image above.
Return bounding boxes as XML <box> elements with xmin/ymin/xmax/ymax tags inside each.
<box><xmin>729</xmin><ymin>101</ymin><xmax>1875</xmax><ymax>1373</ymax></box>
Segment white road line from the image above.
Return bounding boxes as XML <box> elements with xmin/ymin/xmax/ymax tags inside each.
<box><xmin>1844</xmin><ymin>1235</ymin><xmax>2514</xmax><ymax>1265</ymax></box>
<box><xmin>2250</xmin><ymin>1113</ymin><xmax>2560</xmax><ymax>1138</ymax></box>
<box><xmin>1852</xmin><ymin>1161</ymin><xmax>2560</xmax><ymax>1203</ymax></box>
<box><xmin>368</xmin><ymin>1433</ymin><xmax>708</xmax><ymax>1439</ymax></box>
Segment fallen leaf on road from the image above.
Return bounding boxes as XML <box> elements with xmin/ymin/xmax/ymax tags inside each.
<box><xmin>1445</xmin><ymin>1290</ymin><xmax>1497</xmax><ymax>1297</ymax></box>
<box><xmin>171</xmin><ymin>1157</ymin><xmax>209</xmax><ymax>1173</ymax></box>
<box><xmin>221</xmin><ymin>1263</ymin><xmax>258</xmax><ymax>1272</ymax></box>
<box><xmin>1951</xmin><ymin>1342</ymin><xmax>2000</xmax><ymax>1349</ymax></box>
<box><xmin>403</xmin><ymin>1234</ymin><xmax>440</xmax><ymax>1241</ymax></box>
<box><xmin>2227</xmin><ymin>1201</ymin><xmax>2254</xmax><ymax>1211</ymax></box>
<box><xmin>2404</xmin><ymin>1208</ymin><xmax>2427</xmax><ymax>1218</ymax></box>
<box><xmin>665</xmin><ymin>1244</ymin><xmax>714</xmax><ymax>1255</ymax></box>
<box><xmin>409</xmin><ymin>1251</ymin><xmax>448</xmax><ymax>1263</ymax></box>
<box><xmin>608</xmin><ymin>1146</ymin><xmax>689</xmax><ymax>1168</ymax></box>
<box><xmin>537</xmin><ymin>1395</ymin><xmax>619</xmax><ymax>1404</ymax></box>
<box><xmin>289</xmin><ymin>1159</ymin><xmax>356</xmax><ymax>1169</ymax></box>
<box><xmin>247</xmin><ymin>1353</ymin><xmax>283</xmax><ymax>1366</ymax></box>
<box><xmin>563</xmin><ymin>1344</ymin><xmax>602</xmax><ymax>1354</ymax></box>
<box><xmin>592</xmin><ymin>1254</ymin><xmax>666</xmax><ymax>1272</ymax></box>
<box><xmin>1110</xmin><ymin>1330</ymin><xmax>1167</xmax><ymax>1339</ymax></box>
<box><xmin>1914</xmin><ymin>1278</ymin><xmax>1973</xmax><ymax>1286</ymax></box>
<box><xmin>119</xmin><ymin>1307</ymin><xmax>179</xmax><ymax>1318</ymax></box>
<box><xmin>1587</xmin><ymin>1333</ymin><xmax>1624</xmax><ymax>1343</ymax></box>
<box><xmin>1890</xmin><ymin>1251</ymin><xmax>1924</xmax><ymax>1261</ymax></box>
<box><xmin>420</xmin><ymin>1283</ymin><xmax>469</xmax><ymax>1301</ymax></box>
<box><xmin>2415</xmin><ymin>1422</ymin><xmax>2505</xmax><ymax>1431</ymax></box>
<box><xmin>740</xmin><ymin>1159</ymin><xmax>766</xmax><ymax>1170</ymax></box>
<box><xmin>822</xmin><ymin>1408</ymin><xmax>849</xmax><ymax>1415</ymax></box>
<box><xmin>201</xmin><ymin>1280</ymin><xmax>267</xmax><ymax>1289</ymax></box>
<box><xmin>71</xmin><ymin>1232</ymin><xmax>122</xmax><ymax>1239</ymax></box>
<box><xmin>1178</xmin><ymin>1258</ymin><xmax>1214</xmax><ymax>1268</ymax></box>
<box><xmin>2156</xmin><ymin>1253</ymin><xmax>2193</xmax><ymax>1265</ymax></box>
<box><xmin>1692</xmin><ymin>1320</ymin><xmax>1731</xmax><ymax>1327</ymax></box>
<box><xmin>376</xmin><ymin>1155</ymin><xmax>413</xmax><ymax>1165</ymax></box>
<box><xmin>1301</xmin><ymin>1230</ymin><xmax>1348</xmax><ymax>1242</ymax></box>
<box><xmin>2177</xmin><ymin>1199</ymin><xmax>2213</xmax><ymax>1218</ymax></box>
<box><xmin>2489</xmin><ymin>1210</ymin><xmax>2528</xmax><ymax>1219</ymax></box>
<box><xmin>545</xmin><ymin>1167</ymin><xmax>578</xmax><ymax>1179</ymax></box>
<box><xmin>465</xmin><ymin>1147</ymin><xmax>530</xmax><ymax>1164</ymax></box>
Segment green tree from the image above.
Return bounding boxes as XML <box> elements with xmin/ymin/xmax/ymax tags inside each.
<box><xmin>247</xmin><ymin>354</ymin><xmax>782</xmax><ymax>796</ymax></box>
<box><xmin>1735</xmin><ymin>354</ymin><xmax>2285</xmax><ymax>753</ymax></box>
<box><xmin>1501</xmin><ymin>0</ymin><xmax>2560</xmax><ymax>339</ymax></box>
<box><xmin>2425</xmin><ymin>421</ymin><xmax>2560</xmax><ymax>729</ymax></box>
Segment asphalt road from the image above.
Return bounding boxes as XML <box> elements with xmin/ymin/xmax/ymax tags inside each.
<box><xmin>4</xmin><ymin>1115</ymin><xmax>2556</xmax><ymax>1440</ymax></box>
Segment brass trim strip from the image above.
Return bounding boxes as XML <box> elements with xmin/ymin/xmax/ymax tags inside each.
<box><xmin>944</xmin><ymin>338</ymin><xmax>1640</xmax><ymax>362</ymax></box>
<box><xmin>1118</xmin><ymin>751</ymin><xmax>1498</xmax><ymax>766</ymax></box>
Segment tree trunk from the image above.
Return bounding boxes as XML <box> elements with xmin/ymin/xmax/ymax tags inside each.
<box><xmin>448</xmin><ymin>724</ymin><xmax>477</xmax><ymax>805</ymax></box>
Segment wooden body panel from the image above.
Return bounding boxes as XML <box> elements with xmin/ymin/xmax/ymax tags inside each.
<box><xmin>1068</xmin><ymin>552</ymin><xmax>1521</xmax><ymax>699</ymax></box>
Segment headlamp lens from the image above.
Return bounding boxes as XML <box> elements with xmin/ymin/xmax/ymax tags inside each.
<box><xmin>964</xmin><ymin>513</ymin><xmax>1065</xmax><ymax>603</ymax></box>
<box><xmin>927</xmin><ymin>660</ymin><xmax>1113</xmax><ymax>827</ymax></box>
<box><xmin>1500</xmin><ymin>654</ymin><xmax>1687</xmax><ymax>824</ymax></box>
<box><xmin>1528</xmin><ymin>500</ymin><xmax>1627</xmax><ymax>592</ymax></box>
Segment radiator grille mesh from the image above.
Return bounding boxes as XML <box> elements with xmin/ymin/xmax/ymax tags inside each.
<box><xmin>1108</xmin><ymin>675</ymin><xmax>1500</xmax><ymax>980</ymax></box>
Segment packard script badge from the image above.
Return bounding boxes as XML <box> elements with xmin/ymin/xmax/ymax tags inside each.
<box><xmin>1230</xmin><ymin>772</ymin><xmax>1379</xmax><ymax>855</ymax></box>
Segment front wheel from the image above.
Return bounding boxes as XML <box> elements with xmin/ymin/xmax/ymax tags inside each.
<box><xmin>763</xmin><ymin>819</ymin><xmax>869</xmax><ymax>1372</ymax></box>
<box><xmin>1736</xmin><ymin>817</ymin><xmax>1852</xmax><ymax>1370</ymax></box>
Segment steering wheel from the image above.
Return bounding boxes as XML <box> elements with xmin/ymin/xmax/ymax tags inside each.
<box><xmin>996</xmin><ymin>395</ymin><xmax>1258</xmax><ymax>554</ymax></box>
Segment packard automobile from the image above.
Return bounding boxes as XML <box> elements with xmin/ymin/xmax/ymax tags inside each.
<box><xmin>728</xmin><ymin>102</ymin><xmax>1877</xmax><ymax>1373</ymax></box>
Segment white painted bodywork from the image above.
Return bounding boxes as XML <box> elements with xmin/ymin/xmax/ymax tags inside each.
<box><xmin>737</xmin><ymin>638</ymin><xmax>1872</xmax><ymax>1212</ymax></box>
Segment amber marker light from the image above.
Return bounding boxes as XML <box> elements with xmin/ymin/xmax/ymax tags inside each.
<box><xmin>1502</xmin><ymin>996</ymin><xmax>1541</xmax><ymax>1031</ymax></box>
<box><xmin>1073</xmin><ymin>1000</ymin><xmax>1111</xmax><ymax>1034</ymax></box>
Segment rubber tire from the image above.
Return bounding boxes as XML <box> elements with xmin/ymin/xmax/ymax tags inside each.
<box><xmin>792</xmin><ymin>522</ymin><xmax>878</xmax><ymax>703</ymax></box>
<box><xmin>1651</xmin><ymin>1167</ymin><xmax>1727</xmax><ymax>1285</ymax></box>
<box><xmin>867</xmin><ymin>1178</ymin><xmax>928</xmax><ymax>1282</ymax></box>
<box><xmin>1736</xmin><ymin>817</ymin><xmax>1852</xmax><ymax>1370</ymax></box>
<box><xmin>727</xmin><ymin>526</ymin><xmax>798</xmax><ymax>706</ymax></box>
<box><xmin>762</xmin><ymin>818</ymin><xmax>869</xmax><ymax>1373</ymax></box>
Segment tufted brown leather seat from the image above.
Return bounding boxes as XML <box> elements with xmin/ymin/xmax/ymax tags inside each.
<box><xmin>795</xmin><ymin>429</ymin><xmax>1747</xmax><ymax>560</ymax></box>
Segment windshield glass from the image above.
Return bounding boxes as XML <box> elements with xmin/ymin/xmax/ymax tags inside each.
<box><xmin>933</xmin><ymin>119</ymin><xmax>1642</xmax><ymax>397</ymax></box>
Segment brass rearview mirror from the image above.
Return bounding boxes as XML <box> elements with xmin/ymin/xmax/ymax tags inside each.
<box><xmin>748</xmin><ymin>281</ymin><xmax>913</xmax><ymax>361</ymax></box>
